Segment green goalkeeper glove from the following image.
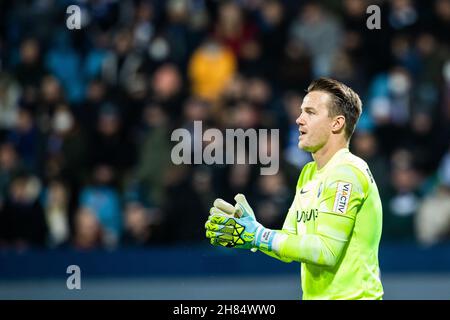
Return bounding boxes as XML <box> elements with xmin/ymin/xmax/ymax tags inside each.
<box><xmin>205</xmin><ymin>194</ymin><xmax>276</xmax><ymax>251</ymax></box>
<box><xmin>207</xmin><ymin>197</ymin><xmax>240</xmax><ymax>247</ymax></box>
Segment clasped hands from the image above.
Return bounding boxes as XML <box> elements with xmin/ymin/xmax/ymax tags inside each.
<box><xmin>205</xmin><ymin>194</ymin><xmax>274</xmax><ymax>252</ymax></box>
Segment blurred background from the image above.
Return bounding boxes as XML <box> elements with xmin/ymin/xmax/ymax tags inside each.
<box><xmin>0</xmin><ymin>0</ymin><xmax>449</xmax><ymax>299</ymax></box>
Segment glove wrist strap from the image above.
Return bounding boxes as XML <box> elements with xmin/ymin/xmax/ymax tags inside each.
<box><xmin>254</xmin><ymin>226</ymin><xmax>276</xmax><ymax>251</ymax></box>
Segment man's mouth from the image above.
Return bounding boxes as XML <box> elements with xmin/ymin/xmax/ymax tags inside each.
<box><xmin>299</xmin><ymin>129</ymin><xmax>306</xmax><ymax>140</ymax></box>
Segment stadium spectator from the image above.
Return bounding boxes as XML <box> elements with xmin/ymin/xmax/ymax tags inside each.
<box><xmin>164</xmin><ymin>166</ymin><xmax>217</xmax><ymax>244</ymax></box>
<box><xmin>135</xmin><ymin>103</ymin><xmax>173</xmax><ymax>207</ymax></box>
<box><xmin>121</xmin><ymin>191</ymin><xmax>164</xmax><ymax>246</ymax></box>
<box><xmin>72</xmin><ymin>207</ymin><xmax>103</xmax><ymax>250</ymax></box>
<box><xmin>351</xmin><ymin>129</ymin><xmax>390</xmax><ymax>193</ymax></box>
<box><xmin>0</xmin><ymin>173</ymin><xmax>47</xmax><ymax>249</ymax></box>
<box><xmin>277</xmin><ymin>38</ymin><xmax>313</xmax><ymax>92</ymax></box>
<box><xmin>43</xmin><ymin>104</ymin><xmax>88</xmax><ymax>185</ymax></box>
<box><xmin>42</xmin><ymin>179</ymin><xmax>70</xmax><ymax>248</ymax></box>
<box><xmin>214</xmin><ymin>1</ymin><xmax>258</xmax><ymax>59</ymax></box>
<box><xmin>383</xmin><ymin>149</ymin><xmax>423</xmax><ymax>241</ymax></box>
<box><xmin>88</xmin><ymin>103</ymin><xmax>135</xmax><ymax>178</ymax></box>
<box><xmin>101</xmin><ymin>28</ymin><xmax>144</xmax><ymax>92</ymax></box>
<box><xmin>0</xmin><ymin>143</ymin><xmax>24</xmax><ymax>206</ymax></box>
<box><xmin>253</xmin><ymin>172</ymin><xmax>290</xmax><ymax>230</ymax></box>
<box><xmin>6</xmin><ymin>107</ymin><xmax>42</xmax><ymax>172</ymax></box>
<box><xmin>0</xmin><ymin>73</ymin><xmax>21</xmax><ymax>133</ymax></box>
<box><xmin>45</xmin><ymin>30</ymin><xmax>84</xmax><ymax>103</ymax></box>
<box><xmin>188</xmin><ymin>38</ymin><xmax>236</xmax><ymax>102</ymax></box>
<box><xmin>255</xmin><ymin>0</ymin><xmax>288</xmax><ymax>80</ymax></box>
<box><xmin>150</xmin><ymin>63</ymin><xmax>185</xmax><ymax>122</ymax></box>
<box><xmin>14</xmin><ymin>38</ymin><xmax>48</xmax><ymax>91</ymax></box>
<box><xmin>415</xmin><ymin>148</ymin><xmax>450</xmax><ymax>246</ymax></box>
<box><xmin>289</xmin><ymin>2</ymin><xmax>343</xmax><ymax>77</ymax></box>
<box><xmin>78</xmin><ymin>164</ymin><xmax>123</xmax><ymax>248</ymax></box>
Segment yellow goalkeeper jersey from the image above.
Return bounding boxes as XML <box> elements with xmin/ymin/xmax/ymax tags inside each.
<box><xmin>281</xmin><ymin>148</ymin><xmax>384</xmax><ymax>300</ymax></box>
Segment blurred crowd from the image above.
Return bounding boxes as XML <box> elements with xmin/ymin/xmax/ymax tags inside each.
<box><xmin>0</xmin><ymin>0</ymin><xmax>449</xmax><ymax>251</ymax></box>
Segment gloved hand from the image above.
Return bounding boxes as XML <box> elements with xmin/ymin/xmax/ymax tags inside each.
<box><xmin>207</xmin><ymin>197</ymin><xmax>240</xmax><ymax>247</ymax></box>
<box><xmin>205</xmin><ymin>194</ymin><xmax>276</xmax><ymax>251</ymax></box>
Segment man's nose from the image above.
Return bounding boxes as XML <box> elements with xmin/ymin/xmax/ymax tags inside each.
<box><xmin>296</xmin><ymin>113</ymin><xmax>305</xmax><ymax>126</ymax></box>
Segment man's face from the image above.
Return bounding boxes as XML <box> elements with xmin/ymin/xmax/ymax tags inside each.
<box><xmin>296</xmin><ymin>91</ymin><xmax>334</xmax><ymax>152</ymax></box>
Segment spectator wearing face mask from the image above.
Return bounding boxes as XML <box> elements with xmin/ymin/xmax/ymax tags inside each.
<box><xmin>367</xmin><ymin>66</ymin><xmax>414</xmax><ymax>156</ymax></box>
<box><xmin>44</xmin><ymin>104</ymin><xmax>88</xmax><ymax>188</ymax></box>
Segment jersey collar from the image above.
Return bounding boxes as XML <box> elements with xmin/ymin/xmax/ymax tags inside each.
<box><xmin>316</xmin><ymin>148</ymin><xmax>350</xmax><ymax>174</ymax></box>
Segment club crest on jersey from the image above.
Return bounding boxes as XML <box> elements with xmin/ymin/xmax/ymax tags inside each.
<box><xmin>317</xmin><ymin>182</ymin><xmax>323</xmax><ymax>198</ymax></box>
<box><xmin>333</xmin><ymin>182</ymin><xmax>352</xmax><ymax>214</ymax></box>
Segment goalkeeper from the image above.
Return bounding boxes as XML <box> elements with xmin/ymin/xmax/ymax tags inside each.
<box><xmin>205</xmin><ymin>78</ymin><xmax>384</xmax><ymax>300</ymax></box>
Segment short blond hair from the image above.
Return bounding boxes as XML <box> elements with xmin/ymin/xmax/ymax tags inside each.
<box><xmin>307</xmin><ymin>77</ymin><xmax>362</xmax><ymax>139</ymax></box>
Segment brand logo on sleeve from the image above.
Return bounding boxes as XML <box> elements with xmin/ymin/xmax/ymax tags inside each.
<box><xmin>333</xmin><ymin>182</ymin><xmax>352</xmax><ymax>214</ymax></box>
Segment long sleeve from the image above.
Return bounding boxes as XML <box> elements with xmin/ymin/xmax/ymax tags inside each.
<box><xmin>278</xmin><ymin>165</ymin><xmax>367</xmax><ymax>267</ymax></box>
<box><xmin>260</xmin><ymin>164</ymin><xmax>369</xmax><ymax>267</ymax></box>
<box><xmin>257</xmin><ymin>194</ymin><xmax>299</xmax><ymax>263</ymax></box>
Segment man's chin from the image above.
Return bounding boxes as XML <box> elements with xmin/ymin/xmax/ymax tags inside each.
<box><xmin>298</xmin><ymin>142</ymin><xmax>315</xmax><ymax>153</ymax></box>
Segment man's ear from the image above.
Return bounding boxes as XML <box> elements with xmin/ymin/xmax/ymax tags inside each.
<box><xmin>331</xmin><ymin>115</ymin><xmax>346</xmax><ymax>134</ymax></box>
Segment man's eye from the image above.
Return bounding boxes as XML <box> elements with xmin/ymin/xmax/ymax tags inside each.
<box><xmin>300</xmin><ymin>110</ymin><xmax>314</xmax><ymax>115</ymax></box>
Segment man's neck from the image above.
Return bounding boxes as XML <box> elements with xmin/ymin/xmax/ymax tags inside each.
<box><xmin>312</xmin><ymin>140</ymin><xmax>348</xmax><ymax>170</ymax></box>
